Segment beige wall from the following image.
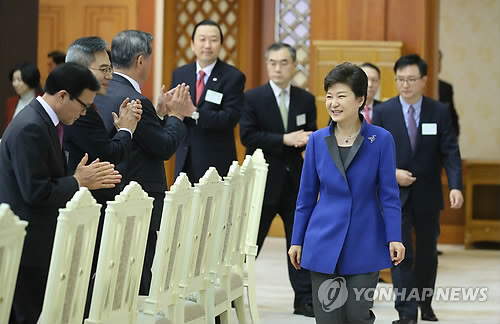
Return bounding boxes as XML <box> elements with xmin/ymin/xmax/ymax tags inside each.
<box><xmin>440</xmin><ymin>0</ymin><xmax>500</xmax><ymax>159</ymax></box>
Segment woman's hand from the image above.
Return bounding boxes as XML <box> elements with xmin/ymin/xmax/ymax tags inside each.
<box><xmin>288</xmin><ymin>245</ymin><xmax>303</xmax><ymax>270</ymax></box>
<box><xmin>389</xmin><ymin>241</ymin><xmax>405</xmax><ymax>266</ymax></box>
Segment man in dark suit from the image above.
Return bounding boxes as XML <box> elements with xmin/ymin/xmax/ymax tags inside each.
<box><xmin>372</xmin><ymin>54</ymin><xmax>463</xmax><ymax>324</ymax></box>
<box><xmin>170</xmin><ymin>19</ymin><xmax>246</xmax><ymax>184</ymax></box>
<box><xmin>94</xmin><ymin>30</ymin><xmax>194</xmax><ymax>295</ymax></box>
<box><xmin>64</xmin><ymin>36</ymin><xmax>142</xmax><ymax>207</ymax></box>
<box><xmin>0</xmin><ymin>63</ymin><xmax>121</xmax><ymax>324</ymax></box>
<box><xmin>438</xmin><ymin>50</ymin><xmax>460</xmax><ymax>138</ymax></box>
<box><xmin>361</xmin><ymin>62</ymin><xmax>382</xmax><ymax>123</ymax></box>
<box><xmin>240</xmin><ymin>42</ymin><xmax>316</xmax><ymax>317</ymax></box>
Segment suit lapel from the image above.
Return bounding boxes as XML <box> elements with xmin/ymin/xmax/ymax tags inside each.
<box><xmin>185</xmin><ymin>63</ymin><xmax>197</xmax><ymax>106</ymax></box>
<box><xmin>343</xmin><ymin>133</ymin><xmax>364</xmax><ymax>171</ymax></box>
<box><xmin>288</xmin><ymin>86</ymin><xmax>298</xmax><ymax>131</ymax></box>
<box><xmin>324</xmin><ymin>124</ymin><xmax>347</xmax><ymax>182</ymax></box>
<box><xmin>415</xmin><ymin>98</ymin><xmax>431</xmax><ymax>152</ymax></box>
<box><xmin>31</xmin><ymin>100</ymin><xmax>66</xmax><ymax>170</ymax></box>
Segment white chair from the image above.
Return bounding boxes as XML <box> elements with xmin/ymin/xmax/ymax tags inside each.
<box><xmin>177</xmin><ymin>167</ymin><xmax>225</xmax><ymax>324</ymax></box>
<box><xmin>0</xmin><ymin>204</ymin><xmax>28</xmax><ymax>324</ymax></box>
<box><xmin>137</xmin><ymin>173</ymin><xmax>195</xmax><ymax>324</ymax></box>
<box><xmin>38</xmin><ymin>187</ymin><xmax>101</xmax><ymax>324</ymax></box>
<box><xmin>85</xmin><ymin>181</ymin><xmax>154</xmax><ymax>324</ymax></box>
<box><xmin>242</xmin><ymin>149</ymin><xmax>268</xmax><ymax>324</ymax></box>
<box><xmin>209</xmin><ymin>161</ymin><xmax>246</xmax><ymax>324</ymax></box>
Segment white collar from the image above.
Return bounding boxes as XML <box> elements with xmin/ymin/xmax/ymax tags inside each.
<box><xmin>269</xmin><ymin>80</ymin><xmax>291</xmax><ymax>98</ymax></box>
<box><xmin>114</xmin><ymin>72</ymin><xmax>142</xmax><ymax>94</ymax></box>
<box><xmin>196</xmin><ymin>60</ymin><xmax>217</xmax><ymax>77</ymax></box>
<box><xmin>36</xmin><ymin>96</ymin><xmax>60</xmax><ymax>126</ymax></box>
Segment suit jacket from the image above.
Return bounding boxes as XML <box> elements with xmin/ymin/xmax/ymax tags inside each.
<box><xmin>0</xmin><ymin>99</ymin><xmax>79</xmax><ymax>269</ymax></box>
<box><xmin>291</xmin><ymin>120</ymin><xmax>401</xmax><ymax>275</ymax></box>
<box><xmin>94</xmin><ymin>73</ymin><xmax>186</xmax><ymax>223</ymax></box>
<box><xmin>372</xmin><ymin>96</ymin><xmax>462</xmax><ymax>212</ymax></box>
<box><xmin>240</xmin><ymin>83</ymin><xmax>317</xmax><ymax>205</ymax></box>
<box><xmin>170</xmin><ymin>59</ymin><xmax>245</xmax><ymax>182</ymax></box>
<box><xmin>439</xmin><ymin>79</ymin><xmax>460</xmax><ymax>137</ymax></box>
<box><xmin>63</xmin><ymin>104</ymin><xmax>132</xmax><ymax>203</ymax></box>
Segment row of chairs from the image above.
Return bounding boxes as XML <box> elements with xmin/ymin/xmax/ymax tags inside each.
<box><xmin>0</xmin><ymin>149</ymin><xmax>268</xmax><ymax>324</ymax></box>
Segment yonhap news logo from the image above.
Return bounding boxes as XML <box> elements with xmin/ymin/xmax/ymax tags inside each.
<box><xmin>318</xmin><ymin>277</ymin><xmax>348</xmax><ymax>312</ymax></box>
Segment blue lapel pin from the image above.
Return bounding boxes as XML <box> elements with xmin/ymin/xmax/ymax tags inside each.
<box><xmin>368</xmin><ymin>135</ymin><xmax>376</xmax><ymax>143</ymax></box>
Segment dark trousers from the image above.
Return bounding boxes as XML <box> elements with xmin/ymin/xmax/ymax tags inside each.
<box><xmin>138</xmin><ymin>191</ymin><xmax>165</xmax><ymax>295</ymax></box>
<box><xmin>256</xmin><ymin>172</ymin><xmax>312</xmax><ymax>308</ymax></box>
<box><xmin>391</xmin><ymin>202</ymin><xmax>440</xmax><ymax>319</ymax></box>
<box><xmin>10</xmin><ymin>266</ymin><xmax>49</xmax><ymax>324</ymax></box>
<box><xmin>310</xmin><ymin>270</ymin><xmax>379</xmax><ymax>324</ymax></box>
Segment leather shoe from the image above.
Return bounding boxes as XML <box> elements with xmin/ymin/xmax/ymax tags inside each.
<box><xmin>421</xmin><ymin>308</ymin><xmax>438</xmax><ymax>321</ymax></box>
<box><xmin>392</xmin><ymin>316</ymin><xmax>417</xmax><ymax>324</ymax></box>
<box><xmin>294</xmin><ymin>303</ymin><xmax>315</xmax><ymax>317</ymax></box>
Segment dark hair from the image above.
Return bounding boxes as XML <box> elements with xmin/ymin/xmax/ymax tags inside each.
<box><xmin>44</xmin><ymin>62</ymin><xmax>100</xmax><ymax>98</ymax></box>
<box><xmin>360</xmin><ymin>62</ymin><xmax>381</xmax><ymax>77</ymax></box>
<box><xmin>394</xmin><ymin>54</ymin><xmax>427</xmax><ymax>77</ymax></box>
<box><xmin>48</xmin><ymin>51</ymin><xmax>66</xmax><ymax>65</ymax></box>
<box><xmin>9</xmin><ymin>63</ymin><xmax>42</xmax><ymax>92</ymax></box>
<box><xmin>265</xmin><ymin>42</ymin><xmax>297</xmax><ymax>62</ymax></box>
<box><xmin>324</xmin><ymin>62</ymin><xmax>367</xmax><ymax>111</ymax></box>
<box><xmin>66</xmin><ymin>36</ymin><xmax>108</xmax><ymax>67</ymax></box>
<box><xmin>192</xmin><ymin>20</ymin><xmax>224</xmax><ymax>44</ymax></box>
<box><xmin>111</xmin><ymin>30</ymin><xmax>153</xmax><ymax>69</ymax></box>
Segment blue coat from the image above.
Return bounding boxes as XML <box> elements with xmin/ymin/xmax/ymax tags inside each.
<box><xmin>291</xmin><ymin>119</ymin><xmax>401</xmax><ymax>275</ymax></box>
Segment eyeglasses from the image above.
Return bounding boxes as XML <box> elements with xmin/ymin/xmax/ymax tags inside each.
<box><xmin>395</xmin><ymin>77</ymin><xmax>421</xmax><ymax>85</ymax></box>
<box><xmin>71</xmin><ymin>96</ymin><xmax>93</xmax><ymax>110</ymax></box>
<box><xmin>89</xmin><ymin>65</ymin><xmax>113</xmax><ymax>74</ymax></box>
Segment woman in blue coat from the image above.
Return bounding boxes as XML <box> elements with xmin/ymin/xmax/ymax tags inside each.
<box><xmin>289</xmin><ymin>62</ymin><xmax>405</xmax><ymax>324</ymax></box>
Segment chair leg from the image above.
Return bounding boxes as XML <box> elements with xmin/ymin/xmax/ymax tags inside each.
<box><xmin>245</xmin><ymin>257</ymin><xmax>260</xmax><ymax>324</ymax></box>
<box><xmin>233</xmin><ymin>296</ymin><xmax>247</xmax><ymax>324</ymax></box>
<box><xmin>219</xmin><ymin>310</ymin><xmax>230</xmax><ymax>324</ymax></box>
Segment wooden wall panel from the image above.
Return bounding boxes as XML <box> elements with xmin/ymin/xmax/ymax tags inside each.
<box><xmin>0</xmin><ymin>0</ymin><xmax>39</xmax><ymax>135</ymax></box>
<box><xmin>310</xmin><ymin>40</ymin><xmax>402</xmax><ymax>128</ymax></box>
<box><xmin>38</xmin><ymin>0</ymin><xmax>139</xmax><ymax>85</ymax></box>
<box><xmin>38</xmin><ymin>5</ymin><xmax>65</xmax><ymax>83</ymax></box>
<box><xmin>310</xmin><ymin>0</ymin><xmax>439</xmax><ymax>98</ymax></box>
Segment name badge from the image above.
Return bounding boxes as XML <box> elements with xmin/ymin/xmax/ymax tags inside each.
<box><xmin>422</xmin><ymin>123</ymin><xmax>437</xmax><ymax>135</ymax></box>
<box><xmin>296</xmin><ymin>113</ymin><xmax>306</xmax><ymax>126</ymax></box>
<box><xmin>205</xmin><ymin>89</ymin><xmax>223</xmax><ymax>105</ymax></box>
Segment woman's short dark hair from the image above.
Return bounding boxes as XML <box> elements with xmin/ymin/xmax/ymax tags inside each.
<box><xmin>192</xmin><ymin>19</ymin><xmax>224</xmax><ymax>44</ymax></box>
<box><xmin>9</xmin><ymin>63</ymin><xmax>41</xmax><ymax>91</ymax></box>
<box><xmin>394</xmin><ymin>54</ymin><xmax>427</xmax><ymax>77</ymax></box>
<box><xmin>324</xmin><ymin>62</ymin><xmax>367</xmax><ymax>111</ymax></box>
<box><xmin>44</xmin><ymin>62</ymin><xmax>100</xmax><ymax>98</ymax></box>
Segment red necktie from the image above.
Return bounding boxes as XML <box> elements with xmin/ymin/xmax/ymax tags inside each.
<box><xmin>56</xmin><ymin>122</ymin><xmax>64</xmax><ymax>149</ymax></box>
<box><xmin>364</xmin><ymin>105</ymin><xmax>371</xmax><ymax>124</ymax></box>
<box><xmin>196</xmin><ymin>70</ymin><xmax>205</xmax><ymax>105</ymax></box>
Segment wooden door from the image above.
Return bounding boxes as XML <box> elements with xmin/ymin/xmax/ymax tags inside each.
<box><xmin>38</xmin><ymin>0</ymin><xmax>138</xmax><ymax>85</ymax></box>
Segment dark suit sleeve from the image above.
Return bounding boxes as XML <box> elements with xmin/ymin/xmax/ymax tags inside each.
<box><xmin>438</xmin><ymin>104</ymin><xmax>463</xmax><ymax>190</ymax></box>
<box><xmin>11</xmin><ymin>123</ymin><xmax>78</xmax><ymax>206</ymax></box>
<box><xmin>447</xmin><ymin>86</ymin><xmax>460</xmax><ymax>137</ymax></box>
<box><xmin>65</xmin><ymin>114</ymin><xmax>132</xmax><ymax>165</ymax></box>
<box><xmin>377</xmin><ymin>132</ymin><xmax>401</xmax><ymax>243</ymax></box>
<box><xmin>371</xmin><ymin>106</ymin><xmax>383</xmax><ymax>127</ymax></box>
<box><xmin>198</xmin><ymin>71</ymin><xmax>245</xmax><ymax>130</ymax></box>
<box><xmin>240</xmin><ymin>93</ymin><xmax>285</xmax><ymax>155</ymax></box>
<box><xmin>132</xmin><ymin>98</ymin><xmax>187</xmax><ymax>160</ymax></box>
